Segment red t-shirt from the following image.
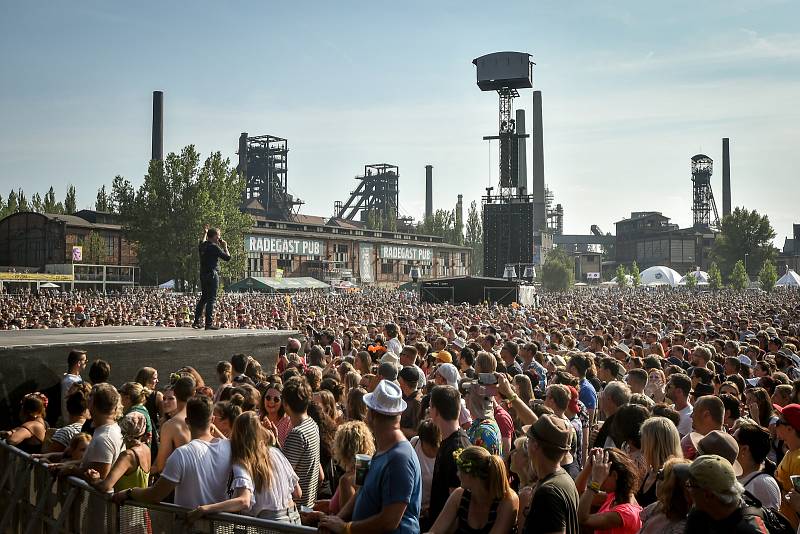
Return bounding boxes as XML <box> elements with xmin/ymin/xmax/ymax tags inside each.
<box><xmin>597</xmin><ymin>492</ymin><xmax>642</xmax><ymax>534</ymax></box>
<box><xmin>493</xmin><ymin>405</ymin><xmax>514</xmax><ymax>440</ymax></box>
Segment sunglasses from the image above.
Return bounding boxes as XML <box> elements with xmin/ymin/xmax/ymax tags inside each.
<box><xmin>265</xmin><ymin>396</ymin><xmax>281</xmax><ymax>403</ymax></box>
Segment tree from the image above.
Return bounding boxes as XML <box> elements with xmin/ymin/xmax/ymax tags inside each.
<box><xmin>630</xmin><ymin>261</ymin><xmax>641</xmax><ymax>288</ymax></box>
<box><xmin>684</xmin><ymin>272</ymin><xmax>697</xmax><ymax>289</ymax></box>
<box><xmin>729</xmin><ymin>260</ymin><xmax>749</xmax><ymax>291</ymax></box>
<box><xmin>64</xmin><ymin>185</ymin><xmax>77</xmax><ymax>214</ymax></box>
<box><xmin>16</xmin><ymin>189</ymin><xmax>29</xmax><ymax>212</ymax></box>
<box><xmin>125</xmin><ymin>146</ymin><xmax>251</xmax><ymax>288</ymax></box>
<box><xmin>0</xmin><ymin>193</ymin><xmax>5</xmax><ymax>219</ymax></box>
<box><xmin>712</xmin><ymin>207</ymin><xmax>777</xmax><ymax>278</ymax></box>
<box><xmin>43</xmin><ymin>186</ymin><xmax>63</xmax><ymax>214</ymax></box>
<box><xmin>541</xmin><ymin>247</ymin><xmax>573</xmax><ymax>291</ymax></box>
<box><xmin>31</xmin><ymin>192</ymin><xmax>44</xmax><ymax>213</ymax></box>
<box><xmin>464</xmin><ymin>200</ymin><xmax>483</xmax><ymax>275</ymax></box>
<box><xmin>6</xmin><ymin>189</ymin><xmax>18</xmax><ymax>215</ymax></box>
<box><xmin>110</xmin><ymin>175</ymin><xmax>135</xmax><ymax>217</ymax></box>
<box><xmin>82</xmin><ymin>231</ymin><xmax>106</xmax><ymax>264</ymax></box>
<box><xmin>96</xmin><ymin>185</ymin><xmax>110</xmax><ymax>212</ymax></box>
<box><xmin>615</xmin><ymin>264</ymin><xmax>628</xmax><ymax>288</ymax></box>
<box><xmin>708</xmin><ymin>262</ymin><xmax>723</xmax><ymax>290</ymax></box>
<box><xmin>759</xmin><ymin>260</ymin><xmax>778</xmax><ymax>293</ymax></box>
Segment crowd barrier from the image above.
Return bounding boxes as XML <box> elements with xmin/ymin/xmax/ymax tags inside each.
<box><xmin>0</xmin><ymin>440</ymin><xmax>316</xmax><ymax>534</ymax></box>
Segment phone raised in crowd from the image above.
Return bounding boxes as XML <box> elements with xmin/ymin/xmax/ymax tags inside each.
<box><xmin>279</xmin><ymin>346</ymin><xmax>286</xmax><ymax>357</ymax></box>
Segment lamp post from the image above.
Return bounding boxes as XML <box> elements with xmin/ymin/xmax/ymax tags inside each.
<box><xmin>744</xmin><ymin>253</ymin><xmax>749</xmax><ymax>274</ymax></box>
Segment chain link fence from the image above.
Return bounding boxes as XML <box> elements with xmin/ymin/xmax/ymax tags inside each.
<box><xmin>0</xmin><ymin>441</ymin><xmax>316</xmax><ymax>534</ymax></box>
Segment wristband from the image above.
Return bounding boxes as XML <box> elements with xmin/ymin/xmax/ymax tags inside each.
<box><xmin>506</xmin><ymin>393</ymin><xmax>518</xmax><ymax>403</ymax></box>
<box><xmin>588</xmin><ymin>480</ymin><xmax>602</xmax><ymax>493</ymax></box>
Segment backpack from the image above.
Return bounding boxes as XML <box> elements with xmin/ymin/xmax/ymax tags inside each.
<box><xmin>742</xmin><ymin>491</ymin><xmax>794</xmax><ymax>534</ymax></box>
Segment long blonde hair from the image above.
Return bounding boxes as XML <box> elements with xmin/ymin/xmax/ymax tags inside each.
<box><xmin>455</xmin><ymin>445</ymin><xmax>511</xmax><ymax>501</ymax></box>
<box><xmin>641</xmin><ymin>417</ymin><xmax>682</xmax><ymax>469</ymax></box>
<box><xmin>230</xmin><ymin>412</ymin><xmax>273</xmax><ymax>492</ymax></box>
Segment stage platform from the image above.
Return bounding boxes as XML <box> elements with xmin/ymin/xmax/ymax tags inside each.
<box><xmin>0</xmin><ymin>327</ymin><xmax>296</xmax><ymax>427</ymax></box>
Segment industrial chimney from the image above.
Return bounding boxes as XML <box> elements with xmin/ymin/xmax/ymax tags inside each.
<box><xmin>722</xmin><ymin>138</ymin><xmax>731</xmax><ymax>218</ymax></box>
<box><xmin>515</xmin><ymin>109</ymin><xmax>528</xmax><ymax>195</ymax></box>
<box><xmin>425</xmin><ymin>165</ymin><xmax>433</xmax><ymax>220</ymax></box>
<box><xmin>151</xmin><ymin>91</ymin><xmax>164</xmax><ymax>161</ymax></box>
<box><xmin>532</xmin><ymin>91</ymin><xmax>546</xmax><ymax>232</ymax></box>
<box><xmin>456</xmin><ymin>194</ymin><xmax>463</xmax><ymax>230</ymax></box>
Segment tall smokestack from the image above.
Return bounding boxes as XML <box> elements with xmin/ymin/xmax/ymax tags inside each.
<box><xmin>425</xmin><ymin>165</ymin><xmax>433</xmax><ymax>220</ymax></box>
<box><xmin>532</xmin><ymin>91</ymin><xmax>546</xmax><ymax>232</ymax></box>
<box><xmin>456</xmin><ymin>194</ymin><xmax>463</xmax><ymax>230</ymax></box>
<box><xmin>722</xmin><ymin>138</ymin><xmax>731</xmax><ymax>218</ymax></box>
<box><xmin>515</xmin><ymin>109</ymin><xmax>528</xmax><ymax>194</ymax></box>
<box><xmin>151</xmin><ymin>91</ymin><xmax>164</xmax><ymax>161</ymax></box>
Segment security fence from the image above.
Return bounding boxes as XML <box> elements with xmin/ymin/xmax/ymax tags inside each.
<box><xmin>0</xmin><ymin>440</ymin><xmax>315</xmax><ymax>534</ymax></box>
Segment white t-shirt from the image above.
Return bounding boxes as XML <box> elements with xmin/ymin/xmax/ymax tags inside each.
<box><xmin>231</xmin><ymin>447</ymin><xmax>299</xmax><ymax>515</ymax></box>
<box><xmin>410</xmin><ymin>436</ymin><xmax>436</xmax><ymax>509</ymax></box>
<box><xmin>61</xmin><ymin>373</ymin><xmax>83</xmax><ymax>422</ymax></box>
<box><xmin>161</xmin><ymin>438</ymin><xmax>232</xmax><ymax>509</ymax></box>
<box><xmin>387</xmin><ymin>338</ymin><xmax>403</xmax><ymax>356</ymax></box>
<box><xmin>80</xmin><ymin>423</ymin><xmax>123</xmax><ymax>468</ymax></box>
<box><xmin>739</xmin><ymin>471</ymin><xmax>781</xmax><ymax>510</ymax></box>
<box><xmin>677</xmin><ymin>404</ymin><xmax>694</xmax><ymax>436</ymax></box>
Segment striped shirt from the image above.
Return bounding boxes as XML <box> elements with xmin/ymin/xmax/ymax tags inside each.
<box><xmin>282</xmin><ymin>416</ymin><xmax>320</xmax><ymax>507</ymax></box>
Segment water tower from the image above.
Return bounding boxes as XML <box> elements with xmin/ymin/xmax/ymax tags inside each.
<box><xmin>691</xmin><ymin>154</ymin><xmax>720</xmax><ymax>228</ymax></box>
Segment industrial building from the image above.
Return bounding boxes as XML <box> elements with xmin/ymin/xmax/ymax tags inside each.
<box><xmin>778</xmin><ymin>224</ymin><xmax>800</xmax><ymax>274</ymax></box>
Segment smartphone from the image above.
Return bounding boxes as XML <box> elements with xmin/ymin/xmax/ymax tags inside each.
<box><xmin>324</xmin><ymin>346</ymin><xmax>332</xmax><ymax>356</ymax></box>
<box><xmin>279</xmin><ymin>346</ymin><xmax>286</xmax><ymax>357</ymax></box>
<box><xmin>791</xmin><ymin>475</ymin><xmax>800</xmax><ymax>492</ymax></box>
<box><xmin>478</xmin><ymin>373</ymin><xmax>497</xmax><ymax>385</ymax></box>
<box><xmin>299</xmin><ymin>505</ymin><xmax>314</xmax><ymax>514</ymax></box>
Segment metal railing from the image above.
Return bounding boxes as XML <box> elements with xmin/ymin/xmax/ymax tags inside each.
<box><xmin>0</xmin><ymin>441</ymin><xmax>315</xmax><ymax>534</ymax></box>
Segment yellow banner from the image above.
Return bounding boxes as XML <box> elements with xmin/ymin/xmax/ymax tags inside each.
<box><xmin>0</xmin><ymin>273</ymin><xmax>74</xmax><ymax>282</ymax></box>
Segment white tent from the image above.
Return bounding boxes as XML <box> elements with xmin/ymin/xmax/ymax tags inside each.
<box><xmin>639</xmin><ymin>266</ymin><xmax>682</xmax><ymax>287</ymax></box>
<box><xmin>158</xmin><ymin>279</ymin><xmax>176</xmax><ymax>289</ymax></box>
<box><xmin>679</xmin><ymin>270</ymin><xmax>710</xmax><ymax>286</ymax></box>
<box><xmin>776</xmin><ymin>270</ymin><xmax>800</xmax><ymax>287</ymax></box>
<box><xmin>608</xmin><ymin>274</ymin><xmax>634</xmax><ymax>285</ymax></box>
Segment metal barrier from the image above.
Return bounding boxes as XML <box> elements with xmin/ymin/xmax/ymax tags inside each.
<box><xmin>0</xmin><ymin>441</ymin><xmax>316</xmax><ymax>534</ymax></box>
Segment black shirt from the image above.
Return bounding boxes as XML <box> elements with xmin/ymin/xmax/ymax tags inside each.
<box><xmin>429</xmin><ymin>428</ymin><xmax>471</xmax><ymax>522</ymax></box>
<box><xmin>525</xmin><ymin>469</ymin><xmax>580</xmax><ymax>534</ymax></box>
<box><xmin>198</xmin><ymin>241</ymin><xmax>231</xmax><ymax>274</ymax></box>
<box><xmin>685</xmin><ymin>506</ymin><xmax>769</xmax><ymax>534</ymax></box>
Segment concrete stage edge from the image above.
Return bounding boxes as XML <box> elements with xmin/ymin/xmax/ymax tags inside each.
<box><xmin>0</xmin><ymin>326</ymin><xmax>296</xmax><ymax>427</ymax></box>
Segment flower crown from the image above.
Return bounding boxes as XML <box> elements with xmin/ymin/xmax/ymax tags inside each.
<box><xmin>452</xmin><ymin>448</ymin><xmax>488</xmax><ymax>478</ymax></box>
<box><xmin>22</xmin><ymin>392</ymin><xmax>48</xmax><ymax>410</ymax></box>
<box><xmin>367</xmin><ymin>344</ymin><xmax>386</xmax><ymax>355</ymax></box>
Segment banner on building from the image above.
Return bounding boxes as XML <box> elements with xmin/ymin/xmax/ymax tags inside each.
<box><xmin>275</xmin><ymin>268</ymin><xmax>284</xmax><ymax>280</ymax></box>
<box><xmin>379</xmin><ymin>244</ymin><xmax>433</xmax><ymax>262</ymax></box>
<box><xmin>359</xmin><ymin>243</ymin><xmax>373</xmax><ymax>283</ymax></box>
<box><xmin>72</xmin><ymin>246</ymin><xmax>83</xmax><ymax>262</ymax></box>
<box><xmin>245</xmin><ymin>236</ymin><xmax>324</xmax><ymax>257</ymax></box>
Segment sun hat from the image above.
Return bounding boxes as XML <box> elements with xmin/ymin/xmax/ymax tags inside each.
<box><xmin>673</xmin><ymin>455</ymin><xmax>738</xmax><ymax>495</ymax></box>
<box><xmin>452</xmin><ymin>337</ymin><xmax>466</xmax><ymax>349</ymax></box>
<box><xmin>526</xmin><ymin>414</ymin><xmax>572</xmax><ymax>451</ymax></box>
<box><xmin>436</xmin><ymin>363</ymin><xmax>460</xmax><ymax>388</ymax></box>
<box><xmin>689</xmin><ymin>430</ymin><xmax>743</xmax><ymax>475</ymax></box>
<box><xmin>614</xmin><ymin>343</ymin><xmax>631</xmax><ymax>356</ymax></box>
<box><xmin>436</xmin><ymin>350</ymin><xmax>453</xmax><ymax>363</ymax></box>
<box><xmin>363</xmin><ymin>380</ymin><xmax>407</xmax><ymax>415</ymax></box>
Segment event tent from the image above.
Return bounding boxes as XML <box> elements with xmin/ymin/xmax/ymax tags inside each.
<box><xmin>607</xmin><ymin>274</ymin><xmax>634</xmax><ymax>286</ymax></box>
<box><xmin>678</xmin><ymin>270</ymin><xmax>710</xmax><ymax>286</ymax></box>
<box><xmin>776</xmin><ymin>270</ymin><xmax>800</xmax><ymax>287</ymax></box>
<box><xmin>228</xmin><ymin>276</ymin><xmax>329</xmax><ymax>292</ymax></box>
<box><xmin>639</xmin><ymin>266</ymin><xmax>683</xmax><ymax>287</ymax></box>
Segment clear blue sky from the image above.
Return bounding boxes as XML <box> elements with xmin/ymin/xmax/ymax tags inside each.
<box><xmin>2</xmin><ymin>1</ymin><xmax>798</xmax><ymax>245</ymax></box>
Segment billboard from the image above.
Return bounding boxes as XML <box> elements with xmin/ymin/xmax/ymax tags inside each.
<box><xmin>245</xmin><ymin>236</ymin><xmax>324</xmax><ymax>257</ymax></box>
<box><xmin>359</xmin><ymin>243</ymin><xmax>373</xmax><ymax>283</ymax></box>
<box><xmin>72</xmin><ymin>246</ymin><xmax>83</xmax><ymax>262</ymax></box>
<box><xmin>379</xmin><ymin>245</ymin><xmax>433</xmax><ymax>262</ymax></box>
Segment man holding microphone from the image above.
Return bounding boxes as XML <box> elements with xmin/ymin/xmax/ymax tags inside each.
<box><xmin>193</xmin><ymin>224</ymin><xmax>231</xmax><ymax>330</ymax></box>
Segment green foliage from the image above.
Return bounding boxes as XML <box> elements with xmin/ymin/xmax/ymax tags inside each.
<box><xmin>464</xmin><ymin>201</ymin><xmax>483</xmax><ymax>275</ymax></box>
<box><xmin>712</xmin><ymin>207</ymin><xmax>776</xmax><ymax>278</ymax></box>
<box><xmin>43</xmin><ymin>187</ymin><xmax>63</xmax><ymax>214</ymax></box>
<box><xmin>758</xmin><ymin>260</ymin><xmax>778</xmax><ymax>293</ymax></box>
<box><xmin>419</xmin><ymin>209</ymin><xmax>463</xmax><ymax>245</ymax></box>
<box><xmin>64</xmin><ymin>185</ymin><xmax>77</xmax><ymax>214</ymax></box>
<box><xmin>630</xmin><ymin>261</ymin><xmax>641</xmax><ymax>288</ymax></box>
<box><xmin>6</xmin><ymin>190</ymin><xmax>18</xmax><ymax>215</ymax></box>
<box><xmin>82</xmin><ymin>231</ymin><xmax>106</xmax><ymax>263</ymax></box>
<box><xmin>31</xmin><ymin>193</ymin><xmax>43</xmax><ymax>213</ymax></box>
<box><xmin>615</xmin><ymin>264</ymin><xmax>628</xmax><ymax>288</ymax></box>
<box><xmin>541</xmin><ymin>247</ymin><xmax>573</xmax><ymax>291</ymax></box>
<box><xmin>684</xmin><ymin>272</ymin><xmax>697</xmax><ymax>289</ymax></box>
<box><xmin>124</xmin><ymin>146</ymin><xmax>251</xmax><ymax>288</ymax></box>
<box><xmin>729</xmin><ymin>260</ymin><xmax>749</xmax><ymax>291</ymax></box>
<box><xmin>708</xmin><ymin>262</ymin><xmax>723</xmax><ymax>290</ymax></box>
<box><xmin>17</xmin><ymin>189</ymin><xmax>29</xmax><ymax>212</ymax></box>
<box><xmin>96</xmin><ymin>185</ymin><xmax>110</xmax><ymax>212</ymax></box>
<box><xmin>110</xmin><ymin>175</ymin><xmax>135</xmax><ymax>216</ymax></box>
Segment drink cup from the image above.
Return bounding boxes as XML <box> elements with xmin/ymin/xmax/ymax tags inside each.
<box><xmin>355</xmin><ymin>454</ymin><xmax>372</xmax><ymax>486</ymax></box>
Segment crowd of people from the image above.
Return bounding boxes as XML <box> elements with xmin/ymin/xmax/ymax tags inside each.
<box><xmin>2</xmin><ymin>286</ymin><xmax>800</xmax><ymax>533</ymax></box>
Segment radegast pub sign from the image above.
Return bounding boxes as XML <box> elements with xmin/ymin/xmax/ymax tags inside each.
<box><xmin>246</xmin><ymin>236</ymin><xmax>324</xmax><ymax>257</ymax></box>
<box><xmin>380</xmin><ymin>244</ymin><xmax>433</xmax><ymax>262</ymax></box>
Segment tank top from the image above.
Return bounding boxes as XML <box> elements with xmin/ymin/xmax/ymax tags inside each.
<box><xmin>456</xmin><ymin>489</ymin><xmax>503</xmax><ymax>534</ymax></box>
<box><xmin>636</xmin><ymin>471</ymin><xmax>658</xmax><ymax>507</ymax></box>
<box><xmin>114</xmin><ymin>448</ymin><xmax>150</xmax><ymax>492</ymax></box>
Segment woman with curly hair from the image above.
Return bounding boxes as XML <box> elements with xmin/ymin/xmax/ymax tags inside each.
<box><xmin>321</xmin><ymin>421</ymin><xmax>376</xmax><ymax>515</ymax></box>
<box><xmin>0</xmin><ymin>392</ymin><xmax>49</xmax><ymax>454</ymax></box>
<box><xmin>577</xmin><ymin>448</ymin><xmax>642</xmax><ymax>534</ymax></box>
<box><xmin>428</xmin><ymin>445</ymin><xmax>518</xmax><ymax>534</ymax></box>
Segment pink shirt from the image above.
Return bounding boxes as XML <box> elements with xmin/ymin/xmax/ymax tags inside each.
<box><xmin>596</xmin><ymin>493</ymin><xmax>642</xmax><ymax>534</ymax></box>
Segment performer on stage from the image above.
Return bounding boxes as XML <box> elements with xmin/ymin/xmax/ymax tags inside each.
<box><xmin>193</xmin><ymin>225</ymin><xmax>231</xmax><ymax>330</ymax></box>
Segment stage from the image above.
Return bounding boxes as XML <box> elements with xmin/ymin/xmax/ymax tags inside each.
<box><xmin>0</xmin><ymin>326</ymin><xmax>296</xmax><ymax>427</ymax></box>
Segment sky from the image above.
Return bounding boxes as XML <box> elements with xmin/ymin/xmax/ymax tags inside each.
<box><xmin>1</xmin><ymin>1</ymin><xmax>798</xmax><ymax>245</ymax></box>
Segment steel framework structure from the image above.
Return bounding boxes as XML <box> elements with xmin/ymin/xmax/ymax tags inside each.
<box><xmin>691</xmin><ymin>154</ymin><xmax>720</xmax><ymax>228</ymax></box>
<box><xmin>335</xmin><ymin>164</ymin><xmax>399</xmax><ymax>222</ymax></box>
<box><xmin>238</xmin><ymin>133</ymin><xmax>303</xmax><ymax>220</ymax></box>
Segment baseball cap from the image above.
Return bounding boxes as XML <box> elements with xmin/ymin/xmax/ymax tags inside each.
<box><xmin>378</xmin><ymin>361</ymin><xmax>399</xmax><ymax>381</ymax></box>
<box><xmin>526</xmin><ymin>414</ymin><xmax>572</xmax><ymax>451</ymax></box>
<box><xmin>673</xmin><ymin>455</ymin><xmax>738</xmax><ymax>495</ymax></box>
<box><xmin>398</xmin><ymin>366</ymin><xmax>421</xmax><ymax>387</ymax></box>
<box><xmin>436</xmin><ymin>363</ymin><xmax>460</xmax><ymax>388</ymax></box>
<box><xmin>436</xmin><ymin>350</ymin><xmax>453</xmax><ymax>364</ymax></box>
<box><xmin>777</xmin><ymin>404</ymin><xmax>800</xmax><ymax>432</ymax></box>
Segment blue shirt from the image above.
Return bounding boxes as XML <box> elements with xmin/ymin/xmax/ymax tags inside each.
<box><xmin>528</xmin><ymin>359</ymin><xmax>548</xmax><ymax>392</ymax></box>
<box><xmin>579</xmin><ymin>378</ymin><xmax>597</xmax><ymax>410</ymax></box>
<box><xmin>352</xmin><ymin>440</ymin><xmax>421</xmax><ymax>534</ymax></box>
